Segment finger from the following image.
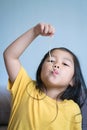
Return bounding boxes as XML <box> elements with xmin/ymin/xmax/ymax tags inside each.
<box><xmin>39</xmin><ymin>23</ymin><xmax>55</xmax><ymax>36</ymax></box>
<box><xmin>49</xmin><ymin>25</ymin><xmax>55</xmax><ymax>34</ymax></box>
<box><xmin>44</xmin><ymin>24</ymin><xmax>49</xmax><ymax>34</ymax></box>
<box><xmin>39</xmin><ymin>23</ymin><xmax>45</xmax><ymax>34</ymax></box>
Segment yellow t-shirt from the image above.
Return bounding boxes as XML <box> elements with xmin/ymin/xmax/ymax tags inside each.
<box><xmin>7</xmin><ymin>67</ymin><xmax>82</xmax><ymax>130</ymax></box>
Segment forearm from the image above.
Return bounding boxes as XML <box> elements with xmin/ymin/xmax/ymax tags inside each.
<box><xmin>4</xmin><ymin>27</ymin><xmax>38</xmax><ymax>59</ymax></box>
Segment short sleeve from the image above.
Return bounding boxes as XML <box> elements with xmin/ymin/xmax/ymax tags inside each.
<box><xmin>7</xmin><ymin>66</ymin><xmax>32</xmax><ymax>103</ymax></box>
<box><xmin>72</xmin><ymin>103</ymin><xmax>82</xmax><ymax>130</ymax></box>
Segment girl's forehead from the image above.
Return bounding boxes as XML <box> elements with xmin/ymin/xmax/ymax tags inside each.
<box><xmin>51</xmin><ymin>49</ymin><xmax>73</xmax><ymax>57</ymax></box>
<box><xmin>51</xmin><ymin>49</ymin><xmax>74</xmax><ymax>61</ymax></box>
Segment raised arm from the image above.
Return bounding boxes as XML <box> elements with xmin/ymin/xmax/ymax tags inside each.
<box><xmin>3</xmin><ymin>23</ymin><xmax>55</xmax><ymax>83</ymax></box>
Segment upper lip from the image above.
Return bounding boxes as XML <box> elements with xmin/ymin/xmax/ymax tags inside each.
<box><xmin>52</xmin><ymin>69</ymin><xmax>59</xmax><ymax>75</ymax></box>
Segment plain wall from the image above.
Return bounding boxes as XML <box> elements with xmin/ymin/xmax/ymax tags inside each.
<box><xmin>0</xmin><ymin>0</ymin><xmax>87</xmax><ymax>88</ymax></box>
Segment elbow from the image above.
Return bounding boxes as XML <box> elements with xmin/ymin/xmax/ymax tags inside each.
<box><xmin>3</xmin><ymin>49</ymin><xmax>9</xmax><ymax>62</ymax></box>
<box><xmin>3</xmin><ymin>50</ymin><xmax>6</xmax><ymax>61</ymax></box>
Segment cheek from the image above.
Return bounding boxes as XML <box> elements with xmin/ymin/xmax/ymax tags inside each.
<box><xmin>70</xmin><ymin>67</ymin><xmax>74</xmax><ymax>78</ymax></box>
<box><xmin>41</xmin><ymin>63</ymin><xmax>51</xmax><ymax>72</ymax></box>
<box><xmin>41</xmin><ymin>64</ymin><xmax>51</xmax><ymax>80</ymax></box>
<box><xmin>67</xmin><ymin>71</ymin><xmax>74</xmax><ymax>83</ymax></box>
<box><xmin>40</xmin><ymin>65</ymin><xmax>47</xmax><ymax>79</ymax></box>
<box><xmin>62</xmin><ymin>68</ymin><xmax>74</xmax><ymax>80</ymax></box>
<box><xmin>41</xmin><ymin>64</ymin><xmax>47</xmax><ymax>73</ymax></box>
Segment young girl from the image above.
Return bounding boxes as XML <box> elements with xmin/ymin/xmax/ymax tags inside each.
<box><xmin>4</xmin><ymin>23</ymin><xmax>87</xmax><ymax>130</ymax></box>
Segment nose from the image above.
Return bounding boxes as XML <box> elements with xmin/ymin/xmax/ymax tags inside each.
<box><xmin>53</xmin><ymin>64</ymin><xmax>59</xmax><ymax>69</ymax></box>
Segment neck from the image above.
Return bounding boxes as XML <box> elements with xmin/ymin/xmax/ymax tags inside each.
<box><xmin>44</xmin><ymin>87</ymin><xmax>65</xmax><ymax>100</ymax></box>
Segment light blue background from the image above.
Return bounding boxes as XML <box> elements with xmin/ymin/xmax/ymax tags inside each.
<box><xmin>0</xmin><ymin>0</ymin><xmax>87</xmax><ymax>88</ymax></box>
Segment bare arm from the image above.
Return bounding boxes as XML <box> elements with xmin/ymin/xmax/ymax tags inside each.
<box><xmin>3</xmin><ymin>23</ymin><xmax>55</xmax><ymax>83</ymax></box>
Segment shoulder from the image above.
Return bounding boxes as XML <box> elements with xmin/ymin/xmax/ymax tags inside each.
<box><xmin>8</xmin><ymin>66</ymin><xmax>32</xmax><ymax>92</ymax></box>
<box><xmin>65</xmin><ymin>100</ymin><xmax>81</xmax><ymax>114</ymax></box>
<box><xmin>64</xmin><ymin>100</ymin><xmax>82</xmax><ymax>121</ymax></box>
<box><xmin>60</xmin><ymin>100</ymin><xmax>82</xmax><ymax>122</ymax></box>
<box><xmin>15</xmin><ymin>66</ymin><xmax>32</xmax><ymax>82</ymax></box>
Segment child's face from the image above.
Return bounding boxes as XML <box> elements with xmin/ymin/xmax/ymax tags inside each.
<box><xmin>41</xmin><ymin>49</ymin><xmax>74</xmax><ymax>90</ymax></box>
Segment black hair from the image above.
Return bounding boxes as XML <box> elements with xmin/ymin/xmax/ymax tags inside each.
<box><xmin>36</xmin><ymin>47</ymin><xmax>87</xmax><ymax>107</ymax></box>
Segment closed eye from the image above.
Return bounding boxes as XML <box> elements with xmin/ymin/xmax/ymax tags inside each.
<box><xmin>47</xmin><ymin>56</ymin><xmax>56</xmax><ymax>63</ymax></box>
<box><xmin>63</xmin><ymin>63</ymin><xmax>69</xmax><ymax>66</ymax></box>
<box><xmin>48</xmin><ymin>60</ymin><xmax>55</xmax><ymax>63</ymax></box>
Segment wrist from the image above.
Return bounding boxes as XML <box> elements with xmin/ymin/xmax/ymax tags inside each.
<box><xmin>33</xmin><ymin>24</ymin><xmax>41</xmax><ymax>36</ymax></box>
